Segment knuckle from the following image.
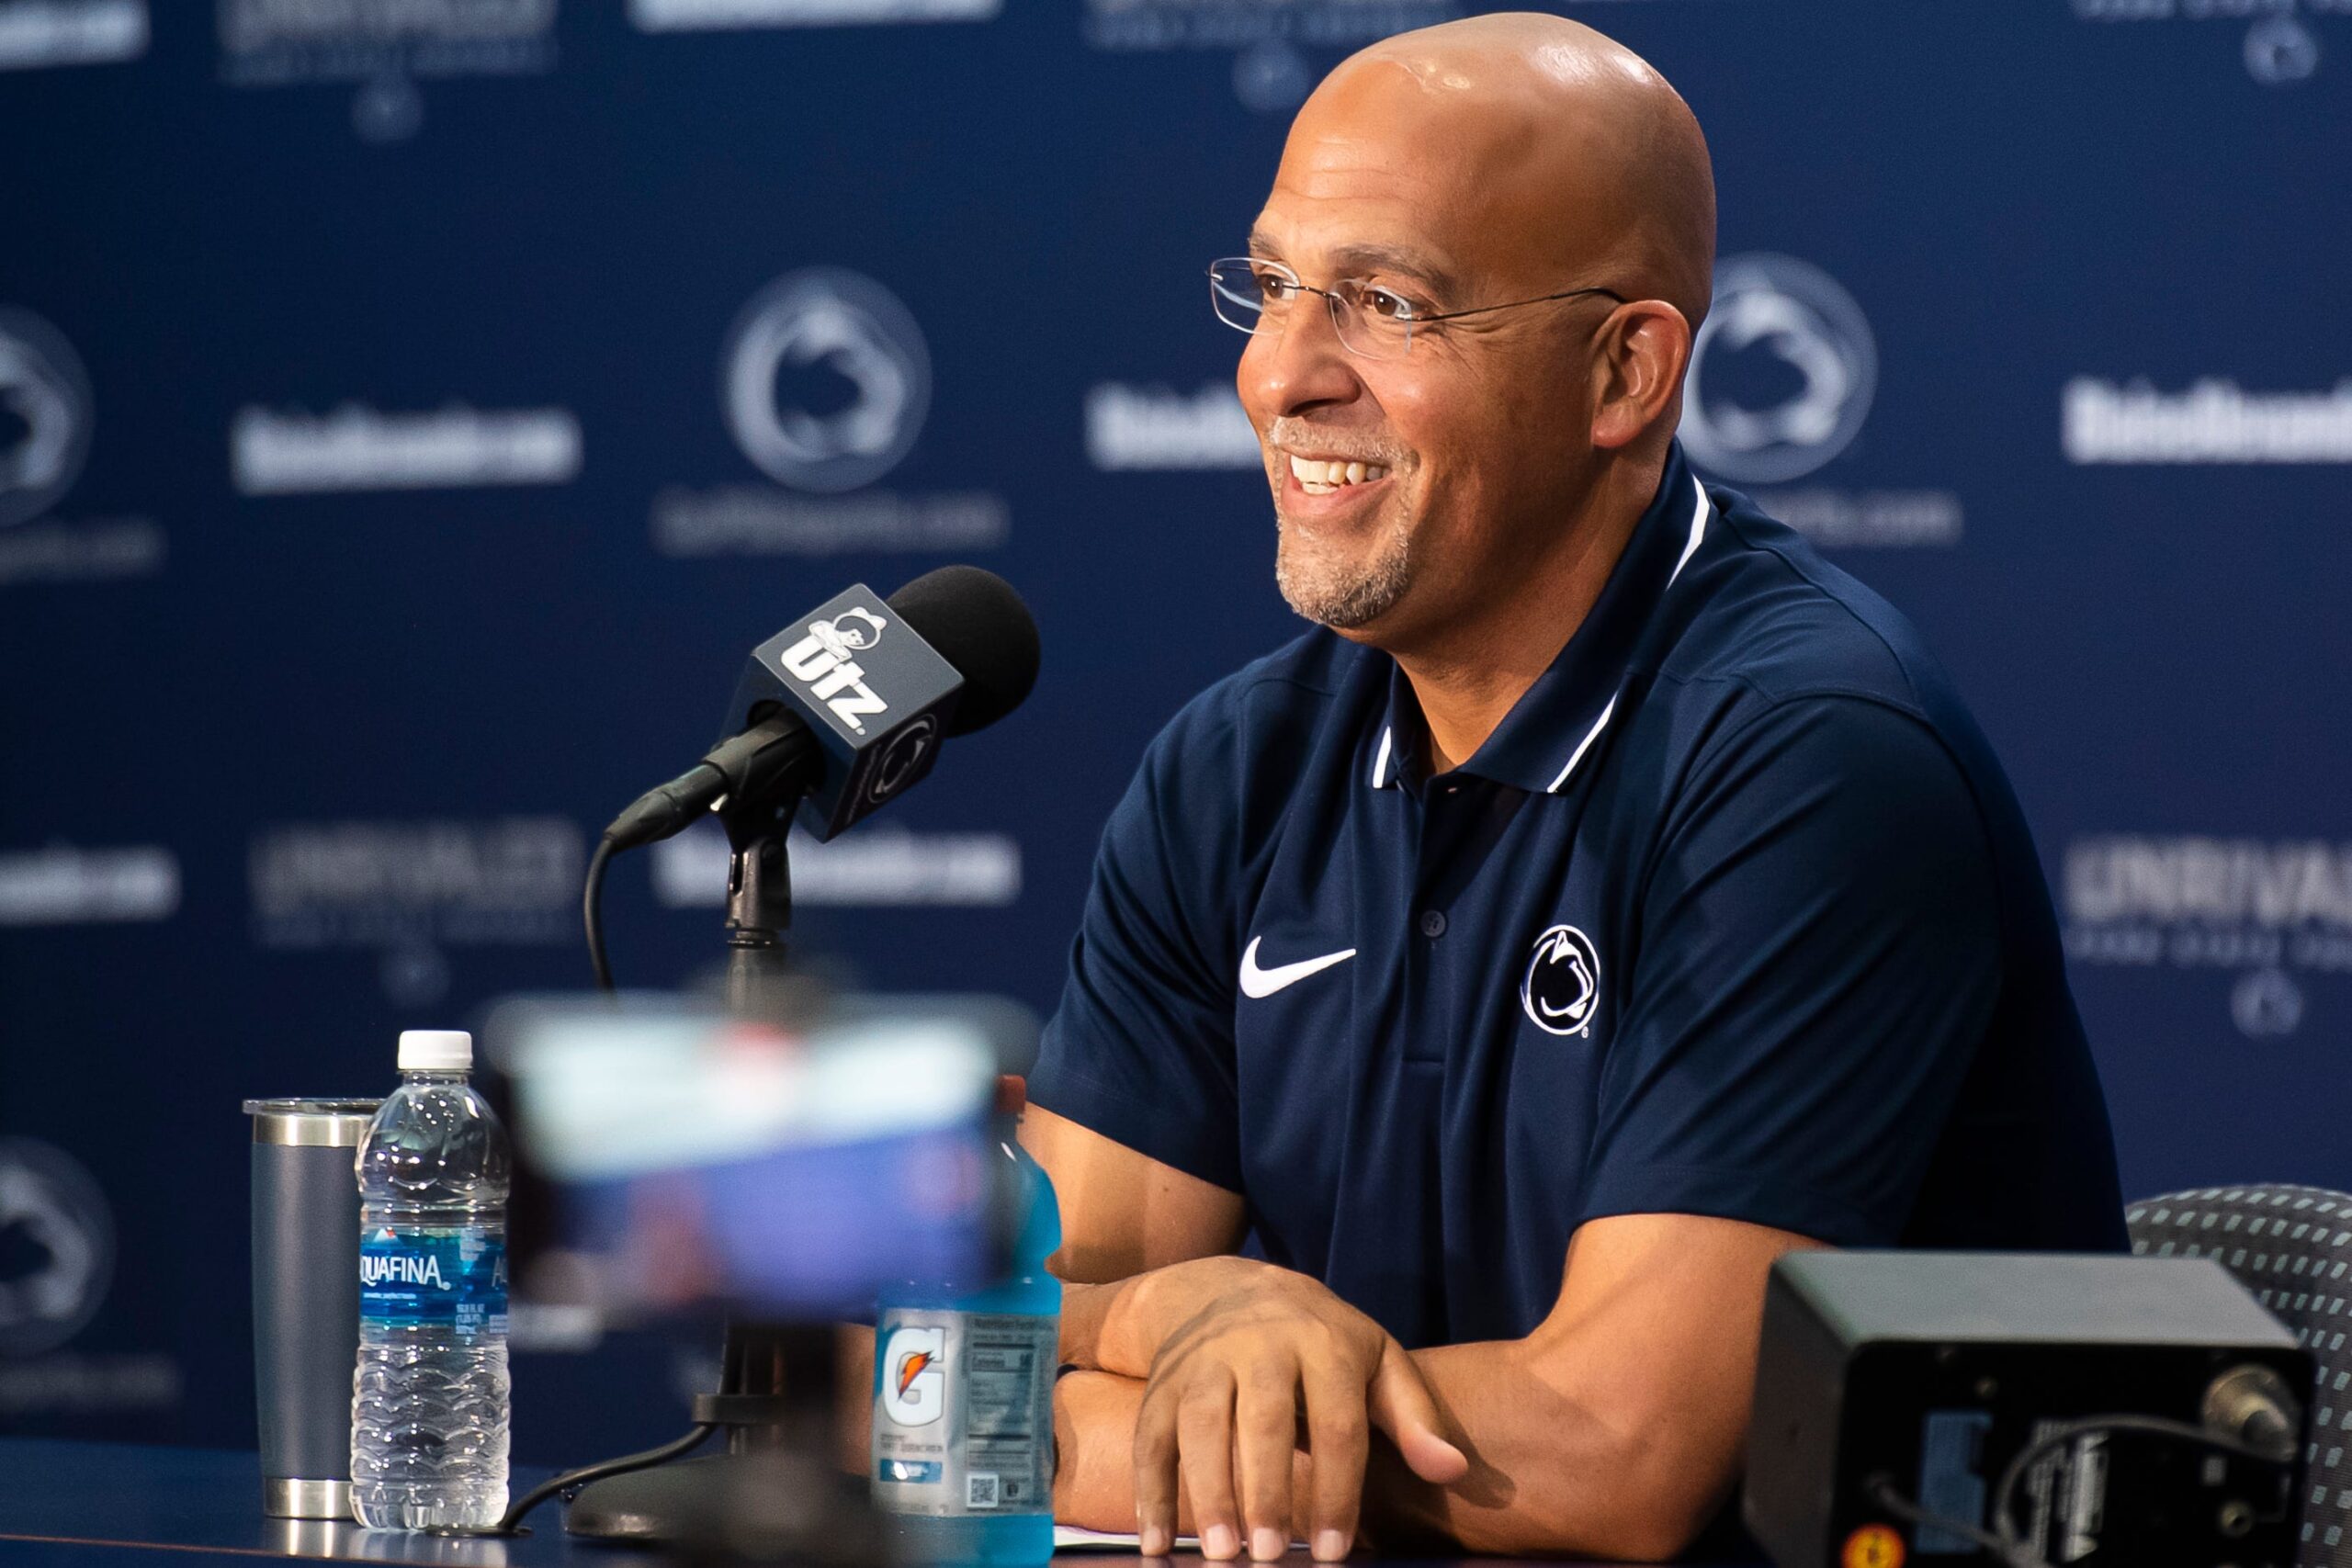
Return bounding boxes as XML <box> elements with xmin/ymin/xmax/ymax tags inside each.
<box><xmin>1240</xmin><ymin>1399</ymin><xmax>1295</xmax><ymax>1442</ymax></box>
<box><xmin>1317</xmin><ymin>1407</ymin><xmax>1370</xmax><ymax>1449</ymax></box>
<box><xmin>1241</xmin><ymin>1359</ymin><xmax>1294</xmax><ymax>1399</ymax></box>
<box><xmin>1176</xmin><ymin>1401</ymin><xmax>1232</xmax><ymax>1438</ymax></box>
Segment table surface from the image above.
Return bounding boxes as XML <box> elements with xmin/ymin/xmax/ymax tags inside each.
<box><xmin>0</xmin><ymin>1438</ymin><xmax>1702</xmax><ymax>1566</ymax></box>
<box><xmin>0</xmin><ymin>1439</ymin><xmax>636</xmax><ymax>1565</ymax></box>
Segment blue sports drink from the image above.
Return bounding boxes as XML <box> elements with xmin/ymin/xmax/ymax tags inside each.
<box><xmin>873</xmin><ymin>1097</ymin><xmax>1062</xmax><ymax>1566</ymax></box>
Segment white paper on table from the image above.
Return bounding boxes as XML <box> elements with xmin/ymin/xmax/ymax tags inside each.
<box><xmin>1053</xmin><ymin>1526</ymin><xmax>1309</xmax><ymax>1554</ymax></box>
<box><xmin>1054</xmin><ymin>1525</ymin><xmax>1161</xmax><ymax>1551</ymax></box>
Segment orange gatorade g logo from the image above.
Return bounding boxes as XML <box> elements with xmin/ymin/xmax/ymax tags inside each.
<box><xmin>880</xmin><ymin>1324</ymin><xmax>948</xmax><ymax>1427</ymax></box>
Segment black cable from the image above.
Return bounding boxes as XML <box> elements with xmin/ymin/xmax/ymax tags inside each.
<box><xmin>1990</xmin><ymin>1415</ymin><xmax>2286</xmax><ymax>1567</ymax></box>
<box><xmin>494</xmin><ymin>1420</ymin><xmax>716</xmax><ymax>1535</ymax></box>
<box><xmin>584</xmin><ymin>836</ymin><xmax>616</xmax><ymax>993</ymax></box>
<box><xmin>1864</xmin><ymin>1473</ymin><xmax>2020</xmax><ymax>1565</ymax></box>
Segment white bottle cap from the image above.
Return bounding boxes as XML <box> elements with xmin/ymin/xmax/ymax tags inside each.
<box><xmin>398</xmin><ymin>1029</ymin><xmax>473</xmax><ymax>1072</ymax></box>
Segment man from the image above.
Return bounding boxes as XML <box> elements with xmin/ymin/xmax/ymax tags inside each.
<box><xmin>1026</xmin><ymin>13</ymin><xmax>2125</xmax><ymax>1561</ymax></box>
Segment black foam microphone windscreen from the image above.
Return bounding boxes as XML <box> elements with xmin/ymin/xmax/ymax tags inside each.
<box><xmin>887</xmin><ymin>565</ymin><xmax>1041</xmax><ymax>737</ymax></box>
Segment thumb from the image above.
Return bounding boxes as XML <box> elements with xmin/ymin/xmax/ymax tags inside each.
<box><xmin>1367</xmin><ymin>1339</ymin><xmax>1469</xmax><ymax>1484</ymax></box>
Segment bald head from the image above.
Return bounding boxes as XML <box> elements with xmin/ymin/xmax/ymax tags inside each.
<box><xmin>1298</xmin><ymin>12</ymin><xmax>1715</xmax><ymax>330</ymax></box>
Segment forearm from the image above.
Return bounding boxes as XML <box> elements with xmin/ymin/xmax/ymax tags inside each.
<box><xmin>1054</xmin><ymin>1369</ymin><xmax>1151</xmax><ymax>1531</ymax></box>
<box><xmin>1362</xmin><ymin>1338</ymin><xmax>1730</xmax><ymax>1562</ymax></box>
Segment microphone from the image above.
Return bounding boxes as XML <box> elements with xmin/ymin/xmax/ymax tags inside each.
<box><xmin>600</xmin><ymin>565</ymin><xmax>1039</xmax><ymax>852</ymax></box>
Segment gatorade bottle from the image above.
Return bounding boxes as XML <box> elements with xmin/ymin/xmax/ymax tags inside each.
<box><xmin>873</xmin><ymin>1080</ymin><xmax>1062</xmax><ymax>1566</ymax></box>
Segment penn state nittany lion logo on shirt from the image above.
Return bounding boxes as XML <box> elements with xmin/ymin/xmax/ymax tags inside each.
<box><xmin>1521</xmin><ymin>924</ymin><xmax>1601</xmax><ymax>1037</ymax></box>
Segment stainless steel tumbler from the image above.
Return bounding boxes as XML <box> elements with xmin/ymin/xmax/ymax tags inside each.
<box><xmin>246</xmin><ymin>1097</ymin><xmax>379</xmax><ymax>1521</ymax></box>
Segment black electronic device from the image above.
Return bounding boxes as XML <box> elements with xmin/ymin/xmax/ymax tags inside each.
<box><xmin>1744</xmin><ymin>1251</ymin><xmax>2311</xmax><ymax>1568</ymax></box>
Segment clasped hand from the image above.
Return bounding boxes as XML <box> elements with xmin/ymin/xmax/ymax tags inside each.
<box><xmin>1087</xmin><ymin>1257</ymin><xmax>1468</xmax><ymax>1562</ymax></box>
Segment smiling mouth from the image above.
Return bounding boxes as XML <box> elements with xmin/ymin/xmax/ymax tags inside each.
<box><xmin>1285</xmin><ymin>453</ymin><xmax>1393</xmax><ymax>497</ymax></box>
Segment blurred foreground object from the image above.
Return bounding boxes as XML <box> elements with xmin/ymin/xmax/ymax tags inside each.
<box><xmin>486</xmin><ymin>991</ymin><xmax>1022</xmax><ymax>1557</ymax></box>
<box><xmin>492</xmin><ymin>994</ymin><xmax>1004</xmax><ymax>1324</ymax></box>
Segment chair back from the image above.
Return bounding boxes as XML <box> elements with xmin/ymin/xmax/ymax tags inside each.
<box><xmin>2128</xmin><ymin>1184</ymin><xmax>2352</xmax><ymax>1568</ymax></box>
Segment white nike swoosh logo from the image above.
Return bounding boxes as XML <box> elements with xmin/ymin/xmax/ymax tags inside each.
<box><xmin>1238</xmin><ymin>936</ymin><xmax>1357</xmax><ymax>998</ymax></box>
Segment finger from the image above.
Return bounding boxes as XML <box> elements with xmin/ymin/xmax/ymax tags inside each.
<box><xmin>1177</xmin><ymin>1380</ymin><xmax>1242</xmax><ymax>1560</ymax></box>
<box><xmin>1367</xmin><ymin>1339</ymin><xmax>1468</xmax><ymax>1484</ymax></box>
<box><xmin>1133</xmin><ymin>1380</ymin><xmax>1182</xmax><ymax>1556</ymax></box>
<box><xmin>1300</xmin><ymin>1358</ymin><xmax>1368</xmax><ymax>1562</ymax></box>
<box><xmin>1233</xmin><ymin>1364</ymin><xmax>1298</xmax><ymax>1561</ymax></box>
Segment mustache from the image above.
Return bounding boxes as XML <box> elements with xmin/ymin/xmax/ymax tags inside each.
<box><xmin>1265</xmin><ymin>420</ymin><xmax>1405</xmax><ymax>466</ymax></box>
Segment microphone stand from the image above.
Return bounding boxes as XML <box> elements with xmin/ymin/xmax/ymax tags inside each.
<box><xmin>719</xmin><ymin>794</ymin><xmax>797</xmax><ymax>1020</ymax></box>
<box><xmin>564</xmin><ymin>798</ymin><xmax>871</xmax><ymax>1554</ymax></box>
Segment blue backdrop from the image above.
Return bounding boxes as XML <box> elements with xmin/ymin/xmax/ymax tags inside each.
<box><xmin>4</xmin><ymin>0</ymin><xmax>2349</xmax><ymax>1460</ymax></box>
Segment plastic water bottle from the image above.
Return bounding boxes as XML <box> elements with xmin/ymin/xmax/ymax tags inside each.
<box><xmin>351</xmin><ymin>1029</ymin><xmax>513</xmax><ymax>1531</ymax></box>
<box><xmin>874</xmin><ymin>1085</ymin><xmax>1063</xmax><ymax>1566</ymax></box>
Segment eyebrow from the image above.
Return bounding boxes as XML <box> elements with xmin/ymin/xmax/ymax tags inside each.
<box><xmin>1246</xmin><ymin>230</ymin><xmax>1463</xmax><ymax>302</ymax></box>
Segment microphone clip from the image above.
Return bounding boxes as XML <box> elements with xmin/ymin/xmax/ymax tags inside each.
<box><xmin>600</xmin><ymin>709</ymin><xmax>820</xmax><ymax>853</ymax></box>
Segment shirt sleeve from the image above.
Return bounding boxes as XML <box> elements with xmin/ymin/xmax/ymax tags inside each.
<box><xmin>1577</xmin><ymin>694</ymin><xmax>2004</xmax><ymax>1246</ymax></box>
<box><xmin>1027</xmin><ymin>706</ymin><xmax>1244</xmax><ymax>1192</ymax></box>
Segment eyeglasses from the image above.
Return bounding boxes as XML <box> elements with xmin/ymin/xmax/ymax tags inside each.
<box><xmin>1208</xmin><ymin>256</ymin><xmax>1627</xmax><ymax>360</ymax></box>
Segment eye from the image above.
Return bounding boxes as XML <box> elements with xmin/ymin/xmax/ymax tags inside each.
<box><xmin>1359</xmin><ymin>287</ymin><xmax>1420</xmax><ymax>322</ymax></box>
<box><xmin>1250</xmin><ymin>266</ymin><xmax>1300</xmax><ymax>303</ymax></box>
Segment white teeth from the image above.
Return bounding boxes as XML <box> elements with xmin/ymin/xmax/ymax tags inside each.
<box><xmin>1286</xmin><ymin>454</ymin><xmax>1391</xmax><ymax>491</ymax></box>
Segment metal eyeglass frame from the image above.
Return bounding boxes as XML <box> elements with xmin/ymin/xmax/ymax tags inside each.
<box><xmin>1208</xmin><ymin>255</ymin><xmax>1628</xmax><ymax>359</ymax></box>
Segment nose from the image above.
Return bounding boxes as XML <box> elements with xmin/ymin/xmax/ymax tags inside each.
<box><xmin>1238</xmin><ymin>292</ymin><xmax>1364</xmax><ymax>423</ymax></box>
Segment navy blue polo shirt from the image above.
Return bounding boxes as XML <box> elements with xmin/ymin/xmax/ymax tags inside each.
<box><xmin>1032</xmin><ymin>443</ymin><xmax>2126</xmax><ymax>1351</ymax></box>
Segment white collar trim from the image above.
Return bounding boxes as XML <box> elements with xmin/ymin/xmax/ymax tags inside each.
<box><xmin>1368</xmin><ymin>474</ymin><xmax>1712</xmax><ymax>796</ymax></box>
<box><xmin>1546</xmin><ymin>475</ymin><xmax>1712</xmax><ymax>795</ymax></box>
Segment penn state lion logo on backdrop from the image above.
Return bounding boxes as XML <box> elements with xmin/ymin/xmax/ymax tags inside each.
<box><xmin>722</xmin><ymin>267</ymin><xmax>932</xmax><ymax>495</ymax></box>
<box><xmin>1679</xmin><ymin>254</ymin><xmax>1876</xmax><ymax>486</ymax></box>
<box><xmin>0</xmin><ymin>1137</ymin><xmax>115</xmax><ymax>1357</ymax></box>
<box><xmin>0</xmin><ymin>308</ymin><xmax>93</xmax><ymax>529</ymax></box>
<box><xmin>1521</xmin><ymin>924</ymin><xmax>1601</xmax><ymax>1038</ymax></box>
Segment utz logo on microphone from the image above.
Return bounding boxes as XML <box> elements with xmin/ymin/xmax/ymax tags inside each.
<box><xmin>1521</xmin><ymin>923</ymin><xmax>1601</xmax><ymax>1037</ymax></box>
<box><xmin>778</xmin><ymin>607</ymin><xmax>891</xmax><ymax>733</ymax></box>
<box><xmin>811</xmin><ymin>606</ymin><xmax>884</xmax><ymax>657</ymax></box>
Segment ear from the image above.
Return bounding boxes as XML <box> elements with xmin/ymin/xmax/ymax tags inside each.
<box><xmin>1589</xmin><ymin>301</ymin><xmax>1692</xmax><ymax>452</ymax></box>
